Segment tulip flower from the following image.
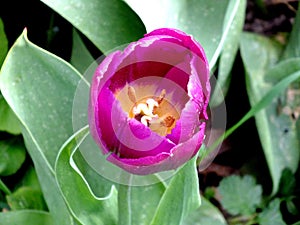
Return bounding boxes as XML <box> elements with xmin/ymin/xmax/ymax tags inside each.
<box><xmin>88</xmin><ymin>28</ymin><xmax>210</xmax><ymax>175</ymax></box>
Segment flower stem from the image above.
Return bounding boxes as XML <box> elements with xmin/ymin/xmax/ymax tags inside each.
<box><xmin>0</xmin><ymin>178</ymin><xmax>11</xmax><ymax>195</ymax></box>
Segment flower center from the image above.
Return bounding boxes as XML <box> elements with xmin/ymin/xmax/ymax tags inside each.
<box><xmin>127</xmin><ymin>86</ymin><xmax>178</xmax><ymax>136</ymax></box>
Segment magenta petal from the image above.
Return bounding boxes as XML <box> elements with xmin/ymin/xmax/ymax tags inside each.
<box><xmin>167</xmin><ymin>56</ymin><xmax>209</xmax><ymax>143</ymax></box>
<box><xmin>167</xmin><ymin>100</ymin><xmax>201</xmax><ymax>144</ymax></box>
<box><xmin>108</xmin><ymin>34</ymin><xmax>196</xmax><ymax>92</ymax></box>
<box><xmin>91</xmin><ymin>85</ymin><xmax>127</xmax><ymax>154</ymax></box>
<box><xmin>164</xmin><ymin>59</ymin><xmax>190</xmax><ymax>91</ymax></box>
<box><xmin>190</xmin><ymin>56</ymin><xmax>210</xmax><ymax>120</ymax></box>
<box><xmin>107</xmin><ymin>123</ymin><xmax>206</xmax><ymax>175</ymax></box>
<box><xmin>93</xmin><ymin>84</ymin><xmax>176</xmax><ymax>158</ymax></box>
<box><xmin>113</xmin><ymin>118</ymin><xmax>176</xmax><ymax>158</ymax></box>
<box><xmin>119</xmin><ymin>34</ymin><xmax>190</xmax><ymax>69</ymax></box>
<box><xmin>109</xmin><ymin>61</ymin><xmax>173</xmax><ymax>93</ymax></box>
<box><xmin>145</xmin><ymin>28</ymin><xmax>208</xmax><ymax>63</ymax></box>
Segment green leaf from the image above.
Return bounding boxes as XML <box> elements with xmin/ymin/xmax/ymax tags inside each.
<box><xmin>70</xmin><ymin>142</ymin><xmax>115</xmax><ymax>198</ymax></box>
<box><xmin>208</xmin><ymin>59</ymin><xmax>300</xmax><ymax>167</ymax></box>
<box><xmin>286</xmin><ymin>199</ymin><xmax>298</xmax><ymax>215</ymax></box>
<box><xmin>0</xmin><ymin>95</ymin><xmax>21</xmax><ymax>134</ymax></box>
<box><xmin>40</xmin><ymin>0</ymin><xmax>146</xmax><ymax>53</ymax></box>
<box><xmin>211</xmin><ymin>0</ymin><xmax>246</xmax><ymax>106</ymax></box>
<box><xmin>149</xmin><ymin>155</ymin><xmax>200</xmax><ymax>225</ymax></box>
<box><xmin>70</xmin><ymin>29</ymin><xmax>96</xmax><ymax>74</ymax></box>
<box><xmin>55</xmin><ymin>126</ymin><xmax>118</xmax><ymax>225</ymax></box>
<box><xmin>281</xmin><ymin>4</ymin><xmax>300</xmax><ymax>60</ymax></box>
<box><xmin>240</xmin><ymin>32</ymin><xmax>282</xmax><ymax>78</ymax></box>
<box><xmin>6</xmin><ymin>187</ymin><xmax>47</xmax><ymax>211</ymax></box>
<box><xmin>265</xmin><ymin>57</ymin><xmax>300</xmax><ymax>82</ymax></box>
<box><xmin>278</xmin><ymin>168</ymin><xmax>296</xmax><ymax>197</ymax></box>
<box><xmin>0</xmin><ymin>18</ymin><xmax>8</xmax><ymax>66</ymax></box>
<box><xmin>0</xmin><ymin>179</ymin><xmax>11</xmax><ymax>195</ymax></box>
<box><xmin>125</xmin><ymin>0</ymin><xmax>237</xmax><ymax>68</ymax></box>
<box><xmin>16</xmin><ymin>165</ymin><xmax>41</xmax><ymax>191</ymax></box>
<box><xmin>218</xmin><ymin>175</ymin><xmax>262</xmax><ymax>216</ymax></box>
<box><xmin>292</xmin><ymin>221</ymin><xmax>300</xmax><ymax>225</ymax></box>
<box><xmin>118</xmin><ymin>176</ymin><xmax>166</xmax><ymax>225</ymax></box>
<box><xmin>182</xmin><ymin>197</ymin><xmax>228</xmax><ymax>225</ymax></box>
<box><xmin>22</xmin><ymin>132</ymin><xmax>76</xmax><ymax>225</ymax></box>
<box><xmin>0</xmin><ymin>210</ymin><xmax>54</xmax><ymax>225</ymax></box>
<box><xmin>258</xmin><ymin>199</ymin><xmax>286</xmax><ymax>225</ymax></box>
<box><xmin>0</xmin><ymin>138</ymin><xmax>26</xmax><ymax>176</ymax></box>
<box><xmin>240</xmin><ymin>32</ymin><xmax>300</xmax><ymax>194</ymax></box>
<box><xmin>0</xmin><ymin>30</ymin><xmax>81</xmax><ymax>225</ymax></box>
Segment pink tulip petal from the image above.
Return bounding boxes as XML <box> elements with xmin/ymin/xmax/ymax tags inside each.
<box><xmin>145</xmin><ymin>28</ymin><xmax>208</xmax><ymax>63</ymax></box>
<box><xmin>88</xmin><ymin>28</ymin><xmax>210</xmax><ymax>175</ymax></box>
<box><xmin>107</xmin><ymin>123</ymin><xmax>205</xmax><ymax>175</ymax></box>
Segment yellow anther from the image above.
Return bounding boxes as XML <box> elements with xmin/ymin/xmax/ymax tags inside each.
<box><xmin>128</xmin><ymin>86</ymin><xmax>137</xmax><ymax>103</ymax></box>
<box><xmin>157</xmin><ymin>89</ymin><xmax>166</xmax><ymax>104</ymax></box>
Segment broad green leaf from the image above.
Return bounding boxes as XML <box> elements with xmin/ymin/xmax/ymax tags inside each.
<box><xmin>218</xmin><ymin>175</ymin><xmax>262</xmax><ymax>216</ymax></box>
<box><xmin>40</xmin><ymin>0</ymin><xmax>146</xmax><ymax>53</ymax></box>
<box><xmin>240</xmin><ymin>32</ymin><xmax>282</xmax><ymax>78</ymax></box>
<box><xmin>118</xmin><ymin>177</ymin><xmax>166</xmax><ymax>225</ymax></box>
<box><xmin>209</xmin><ymin>0</ymin><xmax>242</xmax><ymax>69</ymax></box>
<box><xmin>71</xmin><ymin>144</ymin><xmax>115</xmax><ymax>198</ymax></box>
<box><xmin>125</xmin><ymin>0</ymin><xmax>237</xmax><ymax>68</ymax></box>
<box><xmin>6</xmin><ymin>187</ymin><xmax>47</xmax><ymax>211</ymax></box>
<box><xmin>55</xmin><ymin>126</ymin><xmax>118</xmax><ymax>225</ymax></box>
<box><xmin>149</xmin><ymin>155</ymin><xmax>200</xmax><ymax>225</ymax></box>
<box><xmin>240</xmin><ymin>32</ymin><xmax>300</xmax><ymax>193</ymax></box>
<box><xmin>0</xmin><ymin>210</ymin><xmax>54</xmax><ymax>225</ymax></box>
<box><xmin>0</xmin><ymin>30</ymin><xmax>81</xmax><ymax>225</ymax></box>
<box><xmin>21</xmin><ymin>132</ymin><xmax>77</xmax><ymax>225</ymax></box>
<box><xmin>0</xmin><ymin>94</ymin><xmax>21</xmax><ymax>134</ymax></box>
<box><xmin>211</xmin><ymin>0</ymin><xmax>246</xmax><ymax>106</ymax></box>
<box><xmin>292</xmin><ymin>222</ymin><xmax>300</xmax><ymax>225</ymax></box>
<box><xmin>258</xmin><ymin>199</ymin><xmax>286</xmax><ymax>225</ymax></box>
<box><xmin>70</xmin><ymin>29</ymin><xmax>96</xmax><ymax>74</ymax></box>
<box><xmin>0</xmin><ymin>18</ymin><xmax>8</xmax><ymax>66</ymax></box>
<box><xmin>182</xmin><ymin>197</ymin><xmax>228</xmax><ymax>225</ymax></box>
<box><xmin>0</xmin><ymin>138</ymin><xmax>26</xmax><ymax>176</ymax></box>
<box><xmin>281</xmin><ymin>4</ymin><xmax>300</xmax><ymax>60</ymax></box>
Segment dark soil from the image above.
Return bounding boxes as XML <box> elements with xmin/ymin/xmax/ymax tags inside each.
<box><xmin>245</xmin><ymin>0</ymin><xmax>298</xmax><ymax>36</ymax></box>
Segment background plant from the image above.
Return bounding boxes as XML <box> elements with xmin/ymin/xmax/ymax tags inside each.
<box><xmin>0</xmin><ymin>0</ymin><xmax>299</xmax><ymax>225</ymax></box>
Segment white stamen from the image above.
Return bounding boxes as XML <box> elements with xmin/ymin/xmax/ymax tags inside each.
<box><xmin>132</xmin><ymin>98</ymin><xmax>159</xmax><ymax>127</ymax></box>
<box><xmin>141</xmin><ymin>115</ymin><xmax>153</xmax><ymax>126</ymax></box>
<box><xmin>146</xmin><ymin>99</ymin><xmax>158</xmax><ymax>113</ymax></box>
<box><xmin>133</xmin><ymin>103</ymin><xmax>150</xmax><ymax>115</ymax></box>
<box><xmin>133</xmin><ymin>99</ymin><xmax>158</xmax><ymax>118</ymax></box>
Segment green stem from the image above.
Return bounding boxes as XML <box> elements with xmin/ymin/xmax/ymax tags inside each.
<box><xmin>0</xmin><ymin>178</ymin><xmax>11</xmax><ymax>195</ymax></box>
<box><xmin>117</xmin><ymin>174</ymin><xmax>133</xmax><ymax>225</ymax></box>
<box><xmin>228</xmin><ymin>214</ymin><xmax>257</xmax><ymax>225</ymax></box>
